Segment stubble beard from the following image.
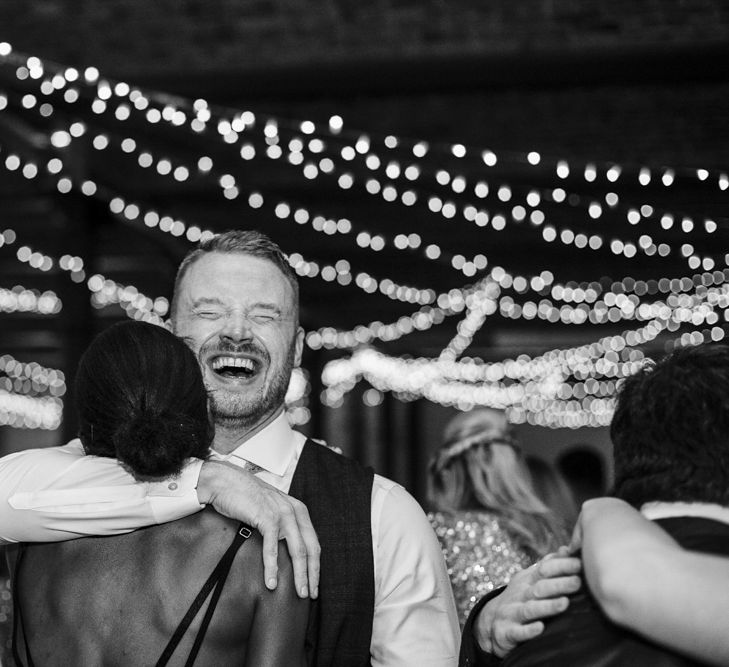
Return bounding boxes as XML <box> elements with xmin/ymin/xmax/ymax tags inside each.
<box><xmin>208</xmin><ymin>346</ymin><xmax>296</xmax><ymax>432</ymax></box>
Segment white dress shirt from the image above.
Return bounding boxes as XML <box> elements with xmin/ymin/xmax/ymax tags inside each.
<box><xmin>641</xmin><ymin>500</ymin><xmax>729</xmax><ymax>525</ymax></box>
<box><xmin>0</xmin><ymin>414</ymin><xmax>460</xmax><ymax>666</ymax></box>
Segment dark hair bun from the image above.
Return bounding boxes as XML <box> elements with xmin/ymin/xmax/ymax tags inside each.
<box><xmin>113</xmin><ymin>411</ymin><xmax>208</xmax><ymax>480</ymax></box>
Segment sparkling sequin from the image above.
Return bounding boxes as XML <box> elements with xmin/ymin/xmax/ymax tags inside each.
<box><xmin>0</xmin><ymin>573</ymin><xmax>11</xmax><ymax>664</ymax></box>
<box><xmin>429</xmin><ymin>510</ymin><xmax>535</xmax><ymax>628</ymax></box>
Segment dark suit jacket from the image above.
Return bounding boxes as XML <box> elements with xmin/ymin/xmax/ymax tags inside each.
<box><xmin>459</xmin><ymin>516</ymin><xmax>729</xmax><ymax>667</ymax></box>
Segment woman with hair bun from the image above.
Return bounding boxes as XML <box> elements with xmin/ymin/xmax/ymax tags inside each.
<box><xmin>10</xmin><ymin>321</ymin><xmax>309</xmax><ymax>667</ymax></box>
<box><xmin>428</xmin><ymin>407</ymin><xmax>567</xmax><ymax>627</ymax></box>
<box><xmin>74</xmin><ymin>320</ymin><xmax>212</xmax><ymax>480</ymax></box>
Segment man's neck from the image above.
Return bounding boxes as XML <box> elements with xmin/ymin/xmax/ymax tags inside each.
<box><xmin>212</xmin><ymin>408</ymin><xmax>284</xmax><ymax>455</ymax></box>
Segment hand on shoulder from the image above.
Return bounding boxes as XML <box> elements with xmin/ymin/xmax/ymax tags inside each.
<box><xmin>474</xmin><ymin>548</ymin><xmax>582</xmax><ymax>657</ymax></box>
<box><xmin>197</xmin><ymin>460</ymin><xmax>320</xmax><ymax>600</ymax></box>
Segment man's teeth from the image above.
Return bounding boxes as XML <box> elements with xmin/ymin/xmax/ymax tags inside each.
<box><xmin>211</xmin><ymin>357</ymin><xmax>255</xmax><ymax>371</ymax></box>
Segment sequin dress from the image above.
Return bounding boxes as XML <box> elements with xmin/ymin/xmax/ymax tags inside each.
<box><xmin>0</xmin><ymin>570</ymin><xmax>11</xmax><ymax>665</ymax></box>
<box><xmin>429</xmin><ymin>510</ymin><xmax>535</xmax><ymax>628</ymax></box>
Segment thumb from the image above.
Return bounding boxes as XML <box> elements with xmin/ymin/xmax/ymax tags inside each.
<box><xmin>568</xmin><ymin>514</ymin><xmax>583</xmax><ymax>554</ymax></box>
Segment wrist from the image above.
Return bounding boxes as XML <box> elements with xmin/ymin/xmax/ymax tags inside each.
<box><xmin>474</xmin><ymin>603</ymin><xmax>496</xmax><ymax>654</ymax></box>
<box><xmin>197</xmin><ymin>460</ymin><xmax>226</xmax><ymax>505</ymax></box>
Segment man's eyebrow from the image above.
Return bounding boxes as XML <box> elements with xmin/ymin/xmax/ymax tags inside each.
<box><xmin>190</xmin><ymin>298</ymin><xmax>283</xmax><ymax>312</ymax></box>
<box><xmin>191</xmin><ymin>297</ymin><xmax>226</xmax><ymax>308</ymax></box>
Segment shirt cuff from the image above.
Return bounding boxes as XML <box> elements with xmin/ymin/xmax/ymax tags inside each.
<box><xmin>145</xmin><ymin>458</ymin><xmax>205</xmax><ymax>524</ymax></box>
<box><xmin>459</xmin><ymin>587</ymin><xmax>505</xmax><ymax>667</ymax></box>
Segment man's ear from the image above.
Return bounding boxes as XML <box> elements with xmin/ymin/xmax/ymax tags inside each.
<box><xmin>294</xmin><ymin>326</ymin><xmax>305</xmax><ymax>367</ymax></box>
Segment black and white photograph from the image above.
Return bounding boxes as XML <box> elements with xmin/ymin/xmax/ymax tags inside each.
<box><xmin>1</xmin><ymin>2</ymin><xmax>728</xmax><ymax>665</ymax></box>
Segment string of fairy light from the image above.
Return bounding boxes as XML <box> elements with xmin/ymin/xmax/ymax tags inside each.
<box><xmin>5</xmin><ymin>126</ymin><xmax>727</xmax><ymax>352</ymax></box>
<box><xmin>320</xmin><ymin>308</ymin><xmax>726</xmax><ymax>428</ymax></box>
<box><xmin>0</xmin><ymin>130</ymin><xmax>587</xmax><ymax>348</ymax></box>
<box><xmin>0</xmin><ymin>350</ymin><xmax>65</xmax><ymax>429</ymax></box>
<box><xmin>118</xmin><ymin>75</ymin><xmax>728</xmax><ymax>277</ymax></box>
<box><xmin>129</xmin><ymin>101</ymin><xmax>727</xmax><ymax>276</ymax></box>
<box><xmin>278</xmin><ymin>130</ymin><xmax>725</xmax><ymax>275</ymax></box>
<box><xmin>2</xmin><ymin>64</ymin><xmax>724</xmax><ymax>314</ymax></box>
<box><xmin>0</xmin><ymin>224</ymin><xmax>165</xmax><ymax>428</ymax></box>
<box><xmin>5</xmin><ymin>161</ymin><xmax>727</xmax><ymax>425</ymax></box>
<box><xmin>2</xmin><ymin>41</ymin><xmax>727</xmax><ymax>289</ymax></box>
<box><xmin>1</xmin><ymin>41</ymin><xmax>728</xmax><ymax>429</ymax></box>
<box><xmin>0</xmin><ymin>285</ymin><xmax>61</xmax><ymax>315</ymax></box>
<box><xmin>2</xmin><ymin>45</ymin><xmax>727</xmax><ymax>312</ymax></box>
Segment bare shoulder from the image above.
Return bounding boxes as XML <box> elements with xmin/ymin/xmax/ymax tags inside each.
<box><xmin>15</xmin><ymin>507</ymin><xmax>302</xmax><ymax>665</ymax></box>
<box><xmin>227</xmin><ymin>528</ymin><xmax>301</xmax><ymax>599</ymax></box>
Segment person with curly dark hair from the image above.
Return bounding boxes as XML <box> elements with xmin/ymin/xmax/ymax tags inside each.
<box><xmin>9</xmin><ymin>321</ymin><xmax>309</xmax><ymax>666</ymax></box>
<box><xmin>611</xmin><ymin>343</ymin><xmax>729</xmax><ymax>509</ymax></box>
<box><xmin>462</xmin><ymin>342</ymin><xmax>729</xmax><ymax>667</ymax></box>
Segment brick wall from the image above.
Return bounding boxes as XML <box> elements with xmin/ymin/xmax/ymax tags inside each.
<box><xmin>1</xmin><ymin>1</ymin><xmax>729</xmax><ymax>76</ymax></box>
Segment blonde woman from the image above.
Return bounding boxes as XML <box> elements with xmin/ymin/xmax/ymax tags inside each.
<box><xmin>428</xmin><ymin>408</ymin><xmax>567</xmax><ymax>626</ymax></box>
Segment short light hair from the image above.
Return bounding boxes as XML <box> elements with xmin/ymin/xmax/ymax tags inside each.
<box><xmin>170</xmin><ymin>230</ymin><xmax>299</xmax><ymax>321</ymax></box>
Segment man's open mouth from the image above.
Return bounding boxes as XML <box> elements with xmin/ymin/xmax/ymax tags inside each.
<box><xmin>210</xmin><ymin>355</ymin><xmax>259</xmax><ymax>379</ymax></box>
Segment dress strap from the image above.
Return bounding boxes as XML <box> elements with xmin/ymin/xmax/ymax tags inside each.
<box><xmin>156</xmin><ymin>523</ymin><xmax>253</xmax><ymax>667</ymax></box>
<box><xmin>12</xmin><ymin>543</ymin><xmax>36</xmax><ymax>667</ymax></box>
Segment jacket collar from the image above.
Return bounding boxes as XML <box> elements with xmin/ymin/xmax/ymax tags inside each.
<box><xmin>641</xmin><ymin>501</ymin><xmax>729</xmax><ymax>526</ymax></box>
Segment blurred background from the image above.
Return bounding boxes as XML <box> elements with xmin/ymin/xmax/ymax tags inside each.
<box><xmin>1</xmin><ymin>0</ymin><xmax>729</xmax><ymax>503</ymax></box>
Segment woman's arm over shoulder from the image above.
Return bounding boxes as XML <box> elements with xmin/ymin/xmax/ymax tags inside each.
<box><xmin>0</xmin><ymin>441</ymin><xmax>202</xmax><ymax>543</ymax></box>
<box><xmin>576</xmin><ymin>497</ymin><xmax>729</xmax><ymax>667</ymax></box>
<box><xmin>575</xmin><ymin>498</ymin><xmax>678</xmax><ymax>621</ymax></box>
<box><xmin>1</xmin><ymin>449</ymin><xmax>320</xmax><ymax>599</ymax></box>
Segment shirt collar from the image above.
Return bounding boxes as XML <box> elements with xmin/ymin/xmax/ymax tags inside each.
<box><xmin>641</xmin><ymin>501</ymin><xmax>729</xmax><ymax>526</ymax></box>
<box><xmin>215</xmin><ymin>412</ymin><xmax>298</xmax><ymax>477</ymax></box>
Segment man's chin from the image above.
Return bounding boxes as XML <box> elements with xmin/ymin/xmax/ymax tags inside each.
<box><xmin>212</xmin><ymin>414</ymin><xmax>258</xmax><ymax>430</ymax></box>
<box><xmin>211</xmin><ymin>399</ymin><xmax>257</xmax><ymax>421</ymax></box>
<box><xmin>209</xmin><ymin>392</ymin><xmax>269</xmax><ymax>425</ymax></box>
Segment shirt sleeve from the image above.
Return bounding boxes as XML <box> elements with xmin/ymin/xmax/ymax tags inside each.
<box><xmin>370</xmin><ymin>477</ymin><xmax>461</xmax><ymax>667</ymax></box>
<box><xmin>0</xmin><ymin>440</ymin><xmax>204</xmax><ymax>544</ymax></box>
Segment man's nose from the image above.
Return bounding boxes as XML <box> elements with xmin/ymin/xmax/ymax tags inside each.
<box><xmin>220</xmin><ymin>314</ymin><xmax>252</xmax><ymax>343</ymax></box>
